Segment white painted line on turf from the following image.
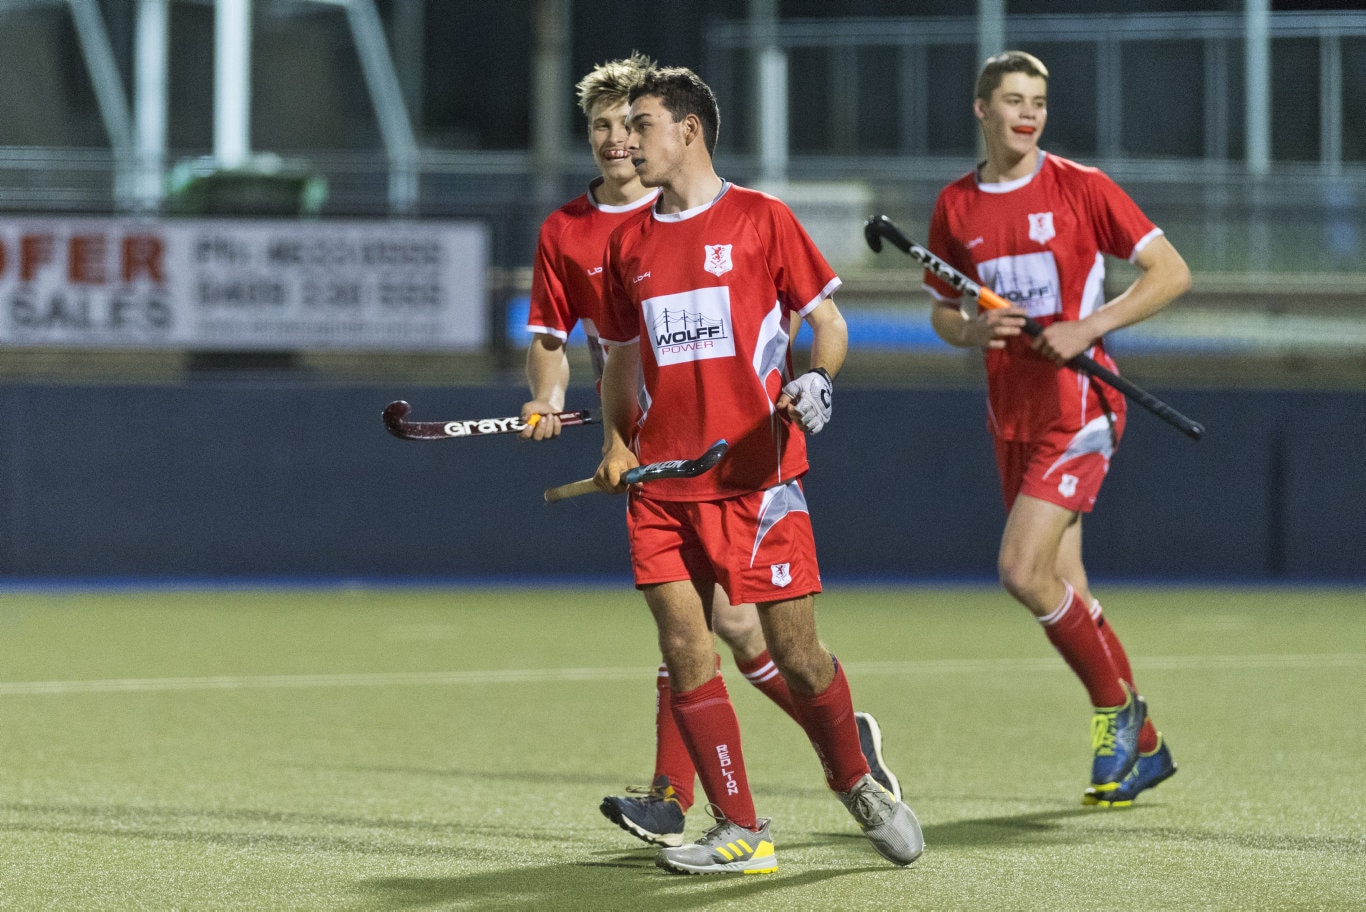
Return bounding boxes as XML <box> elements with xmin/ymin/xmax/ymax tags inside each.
<box><xmin>0</xmin><ymin>653</ymin><xmax>1360</xmax><ymax>697</ymax></box>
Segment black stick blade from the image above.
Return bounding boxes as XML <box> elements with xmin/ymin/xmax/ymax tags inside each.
<box><xmin>623</xmin><ymin>439</ymin><xmax>729</xmax><ymax>484</ymax></box>
<box><xmin>382</xmin><ymin>400</ymin><xmax>413</xmax><ymax>439</ymax></box>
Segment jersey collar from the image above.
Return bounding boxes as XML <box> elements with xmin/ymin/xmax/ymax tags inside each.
<box><xmin>976</xmin><ymin>151</ymin><xmax>1047</xmax><ymax>195</ymax></box>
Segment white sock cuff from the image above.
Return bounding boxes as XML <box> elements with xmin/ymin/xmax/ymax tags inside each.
<box><xmin>1038</xmin><ymin>582</ymin><xmax>1076</xmax><ymax>626</ymax></box>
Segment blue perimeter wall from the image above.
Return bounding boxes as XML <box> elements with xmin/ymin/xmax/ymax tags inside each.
<box><xmin>0</xmin><ymin>382</ymin><xmax>1360</xmax><ymax>583</ymax></box>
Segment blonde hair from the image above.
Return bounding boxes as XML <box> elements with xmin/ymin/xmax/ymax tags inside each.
<box><xmin>576</xmin><ymin>51</ymin><xmax>656</xmax><ymax>118</ymax></box>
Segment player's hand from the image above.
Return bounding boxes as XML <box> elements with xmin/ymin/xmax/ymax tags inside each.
<box><xmin>968</xmin><ymin>308</ymin><xmax>1028</xmax><ymax>350</ymax></box>
<box><xmin>1033</xmin><ymin>320</ymin><xmax>1096</xmax><ymax>366</ymax></box>
<box><xmin>594</xmin><ymin>445</ymin><xmax>639</xmax><ymax>494</ymax></box>
<box><xmin>519</xmin><ymin>401</ymin><xmax>562</xmax><ymax>440</ymax></box>
<box><xmin>778</xmin><ymin>367</ymin><xmax>833</xmax><ymax>434</ymax></box>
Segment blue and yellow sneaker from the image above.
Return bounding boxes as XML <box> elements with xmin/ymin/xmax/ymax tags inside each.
<box><xmin>600</xmin><ymin>775</ymin><xmax>686</xmax><ymax>848</ymax></box>
<box><xmin>656</xmin><ymin>806</ymin><xmax>777</xmax><ymax>875</ymax></box>
<box><xmin>855</xmin><ymin>711</ymin><xmax>903</xmax><ymax>803</ymax></box>
<box><xmin>1087</xmin><ymin>681</ymin><xmax>1146</xmax><ymax>799</ymax></box>
<box><xmin>1084</xmin><ymin>733</ymin><xmax>1177</xmax><ymax>807</ymax></box>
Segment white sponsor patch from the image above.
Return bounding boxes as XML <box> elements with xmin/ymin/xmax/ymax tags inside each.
<box><xmin>977</xmin><ymin>252</ymin><xmax>1061</xmax><ymax>320</ymax></box>
<box><xmin>643</xmin><ymin>286</ymin><xmax>736</xmax><ymax>366</ymax></box>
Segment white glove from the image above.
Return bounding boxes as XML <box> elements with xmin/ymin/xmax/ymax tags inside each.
<box><xmin>781</xmin><ymin>367</ymin><xmax>833</xmax><ymax>434</ymax></box>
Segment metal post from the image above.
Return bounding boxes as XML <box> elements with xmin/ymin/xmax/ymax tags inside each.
<box><xmin>1245</xmin><ymin>0</ymin><xmax>1271</xmax><ymax>176</ymax></box>
<box><xmin>750</xmin><ymin>0</ymin><xmax>787</xmax><ymax>185</ymax></box>
<box><xmin>67</xmin><ymin>0</ymin><xmax>135</xmax><ymax>205</ymax></box>
<box><xmin>1319</xmin><ymin>30</ymin><xmax>1341</xmax><ymax>175</ymax></box>
<box><xmin>344</xmin><ymin>0</ymin><xmax>420</xmax><ymax>214</ymax></box>
<box><xmin>215</xmin><ymin>0</ymin><xmax>252</xmax><ymax>169</ymax></box>
<box><xmin>976</xmin><ymin>0</ymin><xmax>1005</xmax><ymax>160</ymax></box>
<box><xmin>977</xmin><ymin>0</ymin><xmax>1005</xmax><ymax>67</ymax></box>
<box><xmin>1203</xmin><ymin>36</ymin><xmax>1229</xmax><ymax>162</ymax></box>
<box><xmin>135</xmin><ymin>0</ymin><xmax>169</xmax><ymax>211</ymax></box>
<box><xmin>531</xmin><ymin>0</ymin><xmax>570</xmax><ymax>214</ymax></box>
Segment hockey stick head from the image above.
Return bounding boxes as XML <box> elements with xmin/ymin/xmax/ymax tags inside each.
<box><xmin>863</xmin><ymin>216</ymin><xmax>884</xmax><ymax>253</ymax></box>
<box><xmin>382</xmin><ymin>400</ymin><xmax>413</xmax><ymax>438</ymax></box>
<box><xmin>864</xmin><ymin>214</ymin><xmax>913</xmax><ymax>255</ymax></box>
<box><xmin>622</xmin><ymin>438</ymin><xmax>728</xmax><ymax>484</ymax></box>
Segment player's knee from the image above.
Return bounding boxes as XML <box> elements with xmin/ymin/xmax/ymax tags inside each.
<box><xmin>770</xmin><ymin>644</ymin><xmax>832</xmax><ymax>697</ymax></box>
<box><xmin>998</xmin><ymin>557</ymin><xmax>1043</xmax><ymax>605</ymax></box>
<box><xmin>713</xmin><ymin>603</ymin><xmax>763</xmax><ymax>652</ymax></box>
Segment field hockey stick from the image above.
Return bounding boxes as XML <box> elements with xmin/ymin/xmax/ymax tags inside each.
<box><xmin>864</xmin><ymin>215</ymin><xmax>1205</xmax><ymax>441</ymax></box>
<box><xmin>382</xmin><ymin>400</ymin><xmax>598</xmax><ymax>441</ymax></box>
<box><xmin>543</xmin><ymin>439</ymin><xmax>729</xmax><ymax>503</ymax></box>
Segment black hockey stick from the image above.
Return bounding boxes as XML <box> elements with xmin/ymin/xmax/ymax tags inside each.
<box><xmin>544</xmin><ymin>439</ymin><xmax>729</xmax><ymax>503</ymax></box>
<box><xmin>382</xmin><ymin>400</ymin><xmax>599</xmax><ymax>441</ymax></box>
<box><xmin>864</xmin><ymin>214</ymin><xmax>1205</xmax><ymax>441</ymax></box>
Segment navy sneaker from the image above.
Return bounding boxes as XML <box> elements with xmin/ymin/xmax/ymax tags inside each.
<box><xmin>600</xmin><ymin>775</ymin><xmax>686</xmax><ymax>848</ymax></box>
<box><xmin>1084</xmin><ymin>733</ymin><xmax>1178</xmax><ymax>807</ymax></box>
<box><xmin>854</xmin><ymin>711</ymin><xmax>903</xmax><ymax>803</ymax></box>
<box><xmin>1087</xmin><ymin>682</ymin><xmax>1146</xmax><ymax>796</ymax></box>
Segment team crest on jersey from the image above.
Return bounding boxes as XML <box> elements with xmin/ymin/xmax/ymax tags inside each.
<box><xmin>1028</xmin><ymin>212</ymin><xmax>1055</xmax><ymax>245</ymax></box>
<box><xmin>704</xmin><ymin>244</ymin><xmax>733</xmax><ymax>277</ymax></box>
<box><xmin>771</xmin><ymin>563</ymin><xmax>792</xmax><ymax>587</ymax></box>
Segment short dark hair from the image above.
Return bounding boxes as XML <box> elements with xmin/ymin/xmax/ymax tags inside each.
<box><xmin>975</xmin><ymin>50</ymin><xmax>1049</xmax><ymax>102</ymax></box>
<box><xmin>629</xmin><ymin>66</ymin><xmax>720</xmax><ymax>155</ymax></box>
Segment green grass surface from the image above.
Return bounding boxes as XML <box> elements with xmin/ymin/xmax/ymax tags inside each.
<box><xmin>1</xmin><ymin>585</ymin><xmax>1363</xmax><ymax>910</ymax></box>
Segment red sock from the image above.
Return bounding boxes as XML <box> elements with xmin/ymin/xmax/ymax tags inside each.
<box><xmin>734</xmin><ymin>649</ymin><xmax>800</xmax><ymax>723</ymax></box>
<box><xmin>1090</xmin><ymin>600</ymin><xmax>1159</xmax><ymax>752</ymax></box>
<box><xmin>653</xmin><ymin>665</ymin><xmax>696</xmax><ymax>811</ymax></box>
<box><xmin>1039</xmin><ymin>584</ymin><xmax>1127</xmax><ymax>708</ymax></box>
<box><xmin>788</xmin><ymin>658</ymin><xmax>869</xmax><ymax>793</ymax></box>
<box><xmin>670</xmin><ymin>674</ymin><xmax>757</xmax><ymax>829</ymax></box>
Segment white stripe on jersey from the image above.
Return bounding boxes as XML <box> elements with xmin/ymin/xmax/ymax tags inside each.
<box><xmin>749</xmin><ymin>480</ymin><xmax>809</xmax><ymax>568</ymax></box>
<box><xmin>1042</xmin><ymin>414</ymin><xmax>1116</xmax><ymax>480</ymax></box>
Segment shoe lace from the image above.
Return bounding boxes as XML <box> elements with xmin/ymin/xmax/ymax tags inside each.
<box><xmin>624</xmin><ymin>777</ymin><xmax>675</xmax><ymax>804</ymax></box>
<box><xmin>696</xmin><ymin>804</ymin><xmax>743</xmax><ymax>846</ymax></box>
<box><xmin>844</xmin><ymin>783</ymin><xmax>892</xmax><ymax>827</ymax></box>
<box><xmin>1091</xmin><ymin>710</ymin><xmax>1118</xmax><ymax>757</ymax></box>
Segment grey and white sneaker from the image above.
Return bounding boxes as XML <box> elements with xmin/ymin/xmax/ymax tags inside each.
<box><xmin>655</xmin><ymin>805</ymin><xmax>777</xmax><ymax>875</ymax></box>
<box><xmin>838</xmin><ymin>773</ymin><xmax>924</xmax><ymax>866</ymax></box>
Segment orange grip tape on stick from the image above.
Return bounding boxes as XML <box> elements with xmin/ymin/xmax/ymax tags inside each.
<box><xmin>975</xmin><ymin>287</ymin><xmax>1012</xmax><ymax>311</ymax></box>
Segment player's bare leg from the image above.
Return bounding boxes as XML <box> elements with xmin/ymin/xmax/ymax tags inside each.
<box><xmin>756</xmin><ymin>595</ymin><xmax>921</xmax><ymax>864</ymax></box>
<box><xmin>643</xmin><ymin>580</ymin><xmax>759</xmax><ymax>822</ymax></box>
<box><xmin>1056</xmin><ymin>516</ymin><xmax>1175</xmax><ymax>804</ymax></box>
<box><xmin>997</xmin><ymin>494</ymin><xmax>1076</xmax><ymax>617</ymax></box>
<box><xmin>601</xmin><ymin>579</ymin><xmax>715</xmax><ymax>848</ymax></box>
<box><xmin>649</xmin><ymin>580</ymin><xmax>720</xmax><ymax>692</ymax></box>
<box><xmin>753</xmin><ymin>595</ymin><xmax>831</xmax><ymax>696</ymax></box>
<box><xmin>710</xmin><ymin>588</ymin><xmax>766</xmax><ymax>662</ymax></box>
<box><xmin>999</xmin><ymin>493</ymin><xmax>1144</xmax><ymax>796</ymax></box>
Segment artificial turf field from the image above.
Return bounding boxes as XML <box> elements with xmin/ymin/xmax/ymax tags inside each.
<box><xmin>0</xmin><ymin>584</ymin><xmax>1361</xmax><ymax>910</ymax></box>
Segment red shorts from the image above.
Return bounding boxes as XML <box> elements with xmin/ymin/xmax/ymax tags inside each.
<box><xmin>627</xmin><ymin>481</ymin><xmax>822</xmax><ymax>605</ymax></box>
<box><xmin>994</xmin><ymin>412</ymin><xmax>1124</xmax><ymax>514</ymax></box>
